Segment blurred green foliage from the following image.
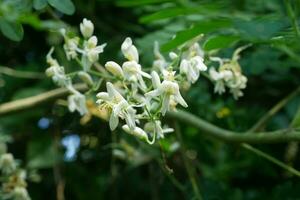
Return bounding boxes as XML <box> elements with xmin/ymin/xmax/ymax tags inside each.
<box><xmin>1</xmin><ymin>0</ymin><xmax>300</xmax><ymax>199</ymax></box>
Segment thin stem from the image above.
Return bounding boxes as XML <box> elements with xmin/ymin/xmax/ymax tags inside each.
<box><xmin>0</xmin><ymin>66</ymin><xmax>45</xmax><ymax>79</ymax></box>
<box><xmin>284</xmin><ymin>0</ymin><xmax>300</xmax><ymax>39</ymax></box>
<box><xmin>3</xmin><ymin>87</ymin><xmax>300</xmax><ymax>144</ymax></box>
<box><xmin>174</xmin><ymin>122</ymin><xmax>203</xmax><ymax>200</ymax></box>
<box><xmin>249</xmin><ymin>86</ymin><xmax>300</xmax><ymax>132</ymax></box>
<box><xmin>242</xmin><ymin>143</ymin><xmax>300</xmax><ymax>177</ymax></box>
<box><xmin>88</xmin><ymin>70</ymin><xmax>115</xmax><ymax>80</ymax></box>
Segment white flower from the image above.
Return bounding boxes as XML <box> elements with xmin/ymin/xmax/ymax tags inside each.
<box><xmin>121</xmin><ymin>37</ymin><xmax>139</xmax><ymax>62</ymax></box>
<box><xmin>80</xmin><ymin>18</ymin><xmax>94</xmax><ymax>38</ymax></box>
<box><xmin>209</xmin><ymin>67</ymin><xmax>226</xmax><ymax>94</ymax></box>
<box><xmin>0</xmin><ymin>153</ymin><xmax>16</xmax><ymax>174</ymax></box>
<box><xmin>46</xmin><ymin>48</ymin><xmax>71</xmax><ymax>87</ymax></box>
<box><xmin>180</xmin><ymin>56</ymin><xmax>207</xmax><ymax>84</ymax></box>
<box><xmin>105</xmin><ymin>61</ymin><xmax>124</xmax><ymax>78</ymax></box>
<box><xmin>85</xmin><ymin>36</ymin><xmax>106</xmax><ymax>64</ymax></box>
<box><xmin>122</xmin><ymin>61</ymin><xmax>151</xmax><ymax>90</ymax></box>
<box><xmin>144</xmin><ymin>121</ymin><xmax>174</xmax><ymax>139</ymax></box>
<box><xmin>68</xmin><ymin>92</ymin><xmax>88</xmax><ymax>116</ymax></box>
<box><xmin>96</xmin><ymin>82</ymin><xmax>136</xmax><ymax>130</ymax></box>
<box><xmin>146</xmin><ymin>72</ymin><xmax>187</xmax><ymax>115</ymax></box>
<box><xmin>228</xmin><ymin>74</ymin><xmax>247</xmax><ymax>99</ymax></box>
<box><xmin>12</xmin><ymin>187</ymin><xmax>31</xmax><ymax>200</ymax></box>
<box><xmin>63</xmin><ymin>37</ymin><xmax>79</xmax><ymax>60</ymax></box>
<box><xmin>122</xmin><ymin>125</ymin><xmax>149</xmax><ymax>141</ymax></box>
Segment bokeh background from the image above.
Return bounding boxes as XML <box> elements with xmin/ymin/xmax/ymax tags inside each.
<box><xmin>1</xmin><ymin>0</ymin><xmax>300</xmax><ymax>199</ymax></box>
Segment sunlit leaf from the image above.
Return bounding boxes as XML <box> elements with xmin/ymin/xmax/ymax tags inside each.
<box><xmin>203</xmin><ymin>35</ymin><xmax>240</xmax><ymax>51</ymax></box>
<box><xmin>161</xmin><ymin>19</ymin><xmax>232</xmax><ymax>51</ymax></box>
<box><xmin>139</xmin><ymin>6</ymin><xmax>217</xmax><ymax>24</ymax></box>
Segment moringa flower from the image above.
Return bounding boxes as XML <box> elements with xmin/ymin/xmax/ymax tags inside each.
<box><xmin>122</xmin><ymin>61</ymin><xmax>151</xmax><ymax>90</ymax></box>
<box><xmin>146</xmin><ymin>71</ymin><xmax>187</xmax><ymax>115</ymax></box>
<box><xmin>96</xmin><ymin>82</ymin><xmax>136</xmax><ymax>130</ymax></box>
<box><xmin>68</xmin><ymin>91</ymin><xmax>88</xmax><ymax>116</ymax></box>
<box><xmin>85</xmin><ymin>36</ymin><xmax>106</xmax><ymax>64</ymax></box>
<box><xmin>0</xmin><ymin>153</ymin><xmax>16</xmax><ymax>174</ymax></box>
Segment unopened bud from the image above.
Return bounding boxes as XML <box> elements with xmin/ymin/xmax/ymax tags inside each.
<box><xmin>105</xmin><ymin>61</ymin><xmax>124</xmax><ymax>78</ymax></box>
<box><xmin>78</xmin><ymin>71</ymin><xmax>94</xmax><ymax>86</ymax></box>
<box><xmin>80</xmin><ymin>18</ymin><xmax>94</xmax><ymax>38</ymax></box>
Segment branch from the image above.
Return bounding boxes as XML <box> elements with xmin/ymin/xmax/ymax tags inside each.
<box><xmin>0</xmin><ymin>84</ymin><xmax>87</xmax><ymax>117</ymax></box>
<box><xmin>167</xmin><ymin>110</ymin><xmax>300</xmax><ymax>143</ymax></box>
<box><xmin>249</xmin><ymin>86</ymin><xmax>300</xmax><ymax>132</ymax></box>
<box><xmin>1</xmin><ymin>87</ymin><xmax>300</xmax><ymax>143</ymax></box>
<box><xmin>0</xmin><ymin>66</ymin><xmax>45</xmax><ymax>79</ymax></box>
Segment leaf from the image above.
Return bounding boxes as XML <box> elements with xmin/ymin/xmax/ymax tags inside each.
<box><xmin>33</xmin><ymin>0</ymin><xmax>48</xmax><ymax>10</ymax></box>
<box><xmin>161</xmin><ymin>19</ymin><xmax>232</xmax><ymax>52</ymax></box>
<box><xmin>139</xmin><ymin>6</ymin><xmax>220</xmax><ymax>24</ymax></box>
<box><xmin>48</xmin><ymin>0</ymin><xmax>75</xmax><ymax>15</ymax></box>
<box><xmin>0</xmin><ymin>18</ymin><xmax>24</xmax><ymax>41</ymax></box>
<box><xmin>234</xmin><ymin>17</ymin><xmax>286</xmax><ymax>42</ymax></box>
<box><xmin>116</xmin><ymin>0</ymin><xmax>171</xmax><ymax>7</ymax></box>
<box><xmin>203</xmin><ymin>35</ymin><xmax>240</xmax><ymax>51</ymax></box>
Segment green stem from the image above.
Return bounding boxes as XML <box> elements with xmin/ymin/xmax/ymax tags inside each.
<box><xmin>174</xmin><ymin>122</ymin><xmax>203</xmax><ymax>200</ymax></box>
<box><xmin>0</xmin><ymin>66</ymin><xmax>45</xmax><ymax>79</ymax></box>
<box><xmin>167</xmin><ymin>110</ymin><xmax>300</xmax><ymax>143</ymax></box>
<box><xmin>284</xmin><ymin>0</ymin><xmax>300</xmax><ymax>39</ymax></box>
<box><xmin>242</xmin><ymin>143</ymin><xmax>300</xmax><ymax>177</ymax></box>
<box><xmin>249</xmin><ymin>86</ymin><xmax>300</xmax><ymax>132</ymax></box>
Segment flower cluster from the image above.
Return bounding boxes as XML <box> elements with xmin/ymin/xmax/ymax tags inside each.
<box><xmin>0</xmin><ymin>141</ymin><xmax>30</xmax><ymax>200</ymax></box>
<box><xmin>45</xmin><ymin>18</ymin><xmax>107</xmax><ymax>116</ymax></box>
<box><xmin>45</xmin><ymin>18</ymin><xmax>248</xmax><ymax>144</ymax></box>
<box><xmin>209</xmin><ymin>47</ymin><xmax>248</xmax><ymax>99</ymax></box>
<box><xmin>96</xmin><ymin>36</ymin><xmax>207</xmax><ymax>144</ymax></box>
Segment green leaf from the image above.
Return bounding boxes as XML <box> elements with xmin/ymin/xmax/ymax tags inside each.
<box><xmin>291</xmin><ymin>106</ymin><xmax>300</xmax><ymax>128</ymax></box>
<box><xmin>116</xmin><ymin>0</ymin><xmax>171</xmax><ymax>7</ymax></box>
<box><xmin>203</xmin><ymin>35</ymin><xmax>240</xmax><ymax>51</ymax></box>
<box><xmin>139</xmin><ymin>6</ymin><xmax>220</xmax><ymax>24</ymax></box>
<box><xmin>0</xmin><ymin>18</ymin><xmax>24</xmax><ymax>41</ymax></box>
<box><xmin>161</xmin><ymin>19</ymin><xmax>232</xmax><ymax>52</ymax></box>
<box><xmin>33</xmin><ymin>0</ymin><xmax>48</xmax><ymax>10</ymax></box>
<box><xmin>48</xmin><ymin>0</ymin><xmax>75</xmax><ymax>15</ymax></box>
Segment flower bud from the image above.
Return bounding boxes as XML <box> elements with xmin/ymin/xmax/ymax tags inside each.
<box><xmin>122</xmin><ymin>125</ymin><xmax>149</xmax><ymax>141</ymax></box>
<box><xmin>87</xmin><ymin>36</ymin><xmax>98</xmax><ymax>48</ymax></box>
<box><xmin>169</xmin><ymin>52</ymin><xmax>178</xmax><ymax>60</ymax></box>
<box><xmin>121</xmin><ymin>37</ymin><xmax>139</xmax><ymax>62</ymax></box>
<box><xmin>80</xmin><ymin>18</ymin><xmax>94</xmax><ymax>38</ymax></box>
<box><xmin>151</xmin><ymin>71</ymin><xmax>161</xmax><ymax>89</ymax></box>
<box><xmin>78</xmin><ymin>71</ymin><xmax>94</xmax><ymax>86</ymax></box>
<box><xmin>105</xmin><ymin>61</ymin><xmax>124</xmax><ymax>78</ymax></box>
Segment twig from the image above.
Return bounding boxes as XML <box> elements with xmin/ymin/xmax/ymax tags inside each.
<box><xmin>242</xmin><ymin>143</ymin><xmax>300</xmax><ymax>177</ymax></box>
<box><xmin>249</xmin><ymin>86</ymin><xmax>300</xmax><ymax>132</ymax></box>
<box><xmin>0</xmin><ymin>66</ymin><xmax>45</xmax><ymax>79</ymax></box>
<box><xmin>174</xmin><ymin>122</ymin><xmax>203</xmax><ymax>200</ymax></box>
<box><xmin>0</xmin><ymin>84</ymin><xmax>87</xmax><ymax>116</ymax></box>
